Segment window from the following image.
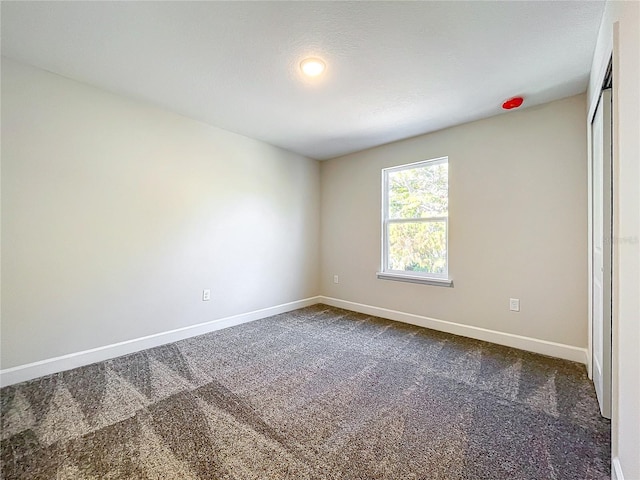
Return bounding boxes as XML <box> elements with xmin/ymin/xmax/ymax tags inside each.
<box><xmin>378</xmin><ymin>157</ymin><xmax>452</xmax><ymax>287</ymax></box>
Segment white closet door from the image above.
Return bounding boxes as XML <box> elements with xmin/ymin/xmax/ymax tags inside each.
<box><xmin>592</xmin><ymin>88</ymin><xmax>612</xmax><ymax>419</ymax></box>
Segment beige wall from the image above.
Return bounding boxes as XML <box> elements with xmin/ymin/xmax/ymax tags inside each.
<box><xmin>589</xmin><ymin>2</ymin><xmax>640</xmax><ymax>478</ymax></box>
<box><xmin>1</xmin><ymin>58</ymin><xmax>320</xmax><ymax>369</ymax></box>
<box><xmin>321</xmin><ymin>94</ymin><xmax>588</xmax><ymax>348</ymax></box>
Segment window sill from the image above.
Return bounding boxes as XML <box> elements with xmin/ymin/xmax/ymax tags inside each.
<box><xmin>376</xmin><ymin>272</ymin><xmax>453</xmax><ymax>287</ymax></box>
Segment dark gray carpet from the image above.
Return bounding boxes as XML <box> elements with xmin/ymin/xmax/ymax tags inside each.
<box><xmin>1</xmin><ymin>305</ymin><xmax>610</xmax><ymax>479</ymax></box>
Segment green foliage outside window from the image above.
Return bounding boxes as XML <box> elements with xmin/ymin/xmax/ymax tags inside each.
<box><xmin>386</xmin><ymin>161</ymin><xmax>448</xmax><ymax>275</ymax></box>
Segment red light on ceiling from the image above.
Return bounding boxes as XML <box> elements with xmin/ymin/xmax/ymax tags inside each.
<box><xmin>502</xmin><ymin>96</ymin><xmax>524</xmax><ymax>110</ymax></box>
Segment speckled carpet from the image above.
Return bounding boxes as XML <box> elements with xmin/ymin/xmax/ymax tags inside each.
<box><xmin>2</xmin><ymin>305</ymin><xmax>610</xmax><ymax>479</ymax></box>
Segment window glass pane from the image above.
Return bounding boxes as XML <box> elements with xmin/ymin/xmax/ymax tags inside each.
<box><xmin>388</xmin><ymin>221</ymin><xmax>447</xmax><ymax>274</ymax></box>
<box><xmin>388</xmin><ymin>162</ymin><xmax>448</xmax><ymax>219</ymax></box>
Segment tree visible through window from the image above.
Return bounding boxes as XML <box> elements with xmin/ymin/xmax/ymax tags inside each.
<box><xmin>382</xmin><ymin>157</ymin><xmax>448</xmax><ymax>278</ymax></box>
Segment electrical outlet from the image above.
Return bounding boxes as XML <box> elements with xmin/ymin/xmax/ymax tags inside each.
<box><xmin>333</xmin><ymin>275</ymin><xmax>339</xmax><ymax>284</ymax></box>
<box><xmin>509</xmin><ymin>298</ymin><xmax>520</xmax><ymax>312</ymax></box>
<box><xmin>203</xmin><ymin>289</ymin><xmax>211</xmax><ymax>301</ymax></box>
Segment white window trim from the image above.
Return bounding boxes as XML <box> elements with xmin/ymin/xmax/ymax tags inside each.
<box><xmin>379</xmin><ymin>156</ymin><xmax>453</xmax><ymax>287</ymax></box>
<box><xmin>376</xmin><ymin>271</ymin><xmax>453</xmax><ymax>287</ymax></box>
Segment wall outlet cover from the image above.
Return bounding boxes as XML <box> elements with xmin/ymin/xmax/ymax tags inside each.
<box><xmin>509</xmin><ymin>298</ymin><xmax>520</xmax><ymax>312</ymax></box>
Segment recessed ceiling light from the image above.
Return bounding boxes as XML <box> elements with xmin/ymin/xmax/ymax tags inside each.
<box><xmin>300</xmin><ymin>58</ymin><xmax>326</xmax><ymax>77</ymax></box>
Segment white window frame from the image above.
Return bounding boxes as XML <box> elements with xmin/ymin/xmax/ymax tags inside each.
<box><xmin>377</xmin><ymin>157</ymin><xmax>453</xmax><ymax>287</ymax></box>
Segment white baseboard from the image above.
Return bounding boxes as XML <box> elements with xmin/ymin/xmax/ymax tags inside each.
<box><xmin>0</xmin><ymin>295</ymin><xmax>589</xmax><ymax>387</ymax></box>
<box><xmin>319</xmin><ymin>296</ymin><xmax>588</xmax><ymax>365</ymax></box>
<box><xmin>612</xmin><ymin>457</ymin><xmax>624</xmax><ymax>480</ymax></box>
<box><xmin>0</xmin><ymin>296</ymin><xmax>322</xmax><ymax>388</ymax></box>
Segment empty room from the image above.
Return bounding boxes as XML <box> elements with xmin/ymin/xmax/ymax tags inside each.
<box><xmin>1</xmin><ymin>1</ymin><xmax>638</xmax><ymax>479</ymax></box>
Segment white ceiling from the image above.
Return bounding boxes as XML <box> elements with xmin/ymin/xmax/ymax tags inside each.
<box><xmin>1</xmin><ymin>1</ymin><xmax>605</xmax><ymax>160</ymax></box>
